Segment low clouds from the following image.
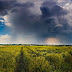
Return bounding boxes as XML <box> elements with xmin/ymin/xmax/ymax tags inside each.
<box><xmin>0</xmin><ymin>34</ymin><xmax>11</xmax><ymax>44</ymax></box>
<box><xmin>45</xmin><ymin>37</ymin><xmax>61</xmax><ymax>45</ymax></box>
<box><xmin>0</xmin><ymin>0</ymin><xmax>72</xmax><ymax>44</ymax></box>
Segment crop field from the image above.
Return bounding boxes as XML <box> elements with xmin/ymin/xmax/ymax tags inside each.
<box><xmin>0</xmin><ymin>45</ymin><xmax>72</xmax><ymax>72</ymax></box>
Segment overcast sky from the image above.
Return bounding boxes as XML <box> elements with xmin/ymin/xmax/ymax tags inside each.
<box><xmin>0</xmin><ymin>0</ymin><xmax>72</xmax><ymax>45</ymax></box>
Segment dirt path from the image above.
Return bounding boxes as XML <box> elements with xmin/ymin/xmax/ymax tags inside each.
<box><xmin>15</xmin><ymin>47</ymin><xmax>29</xmax><ymax>72</ymax></box>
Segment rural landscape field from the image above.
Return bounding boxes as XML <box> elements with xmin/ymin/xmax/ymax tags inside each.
<box><xmin>0</xmin><ymin>45</ymin><xmax>72</xmax><ymax>72</ymax></box>
<box><xmin>0</xmin><ymin>0</ymin><xmax>72</xmax><ymax>72</ymax></box>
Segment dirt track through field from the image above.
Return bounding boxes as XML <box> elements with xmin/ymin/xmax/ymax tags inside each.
<box><xmin>15</xmin><ymin>47</ymin><xmax>29</xmax><ymax>72</ymax></box>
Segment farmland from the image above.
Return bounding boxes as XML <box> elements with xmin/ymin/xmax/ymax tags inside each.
<box><xmin>0</xmin><ymin>45</ymin><xmax>72</xmax><ymax>72</ymax></box>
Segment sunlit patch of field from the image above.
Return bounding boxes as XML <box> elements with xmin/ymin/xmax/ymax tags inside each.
<box><xmin>0</xmin><ymin>45</ymin><xmax>72</xmax><ymax>72</ymax></box>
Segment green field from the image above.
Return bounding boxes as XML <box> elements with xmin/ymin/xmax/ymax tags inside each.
<box><xmin>0</xmin><ymin>45</ymin><xmax>72</xmax><ymax>72</ymax></box>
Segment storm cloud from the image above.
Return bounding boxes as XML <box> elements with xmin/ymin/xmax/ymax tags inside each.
<box><xmin>0</xmin><ymin>0</ymin><xmax>17</xmax><ymax>16</ymax></box>
<box><xmin>0</xmin><ymin>0</ymin><xmax>72</xmax><ymax>44</ymax></box>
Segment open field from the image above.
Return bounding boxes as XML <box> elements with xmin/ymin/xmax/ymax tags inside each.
<box><xmin>0</xmin><ymin>45</ymin><xmax>72</xmax><ymax>72</ymax></box>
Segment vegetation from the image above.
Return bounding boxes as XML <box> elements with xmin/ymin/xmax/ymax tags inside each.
<box><xmin>0</xmin><ymin>45</ymin><xmax>72</xmax><ymax>72</ymax></box>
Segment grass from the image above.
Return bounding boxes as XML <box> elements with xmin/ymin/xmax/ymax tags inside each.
<box><xmin>0</xmin><ymin>45</ymin><xmax>72</xmax><ymax>72</ymax></box>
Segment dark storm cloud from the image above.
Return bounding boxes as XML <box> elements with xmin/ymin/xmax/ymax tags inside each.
<box><xmin>10</xmin><ymin>0</ymin><xmax>71</xmax><ymax>38</ymax></box>
<box><xmin>39</xmin><ymin>1</ymin><xmax>71</xmax><ymax>39</ymax></box>
<box><xmin>11</xmin><ymin>2</ymin><xmax>34</xmax><ymax>13</ymax></box>
<box><xmin>41</xmin><ymin>1</ymin><xmax>67</xmax><ymax>17</ymax></box>
<box><xmin>0</xmin><ymin>0</ymin><xmax>17</xmax><ymax>16</ymax></box>
<box><xmin>0</xmin><ymin>0</ymin><xmax>35</xmax><ymax>16</ymax></box>
<box><xmin>1</xmin><ymin>0</ymin><xmax>72</xmax><ymax>44</ymax></box>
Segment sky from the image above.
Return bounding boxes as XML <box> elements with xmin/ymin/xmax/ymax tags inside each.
<box><xmin>0</xmin><ymin>0</ymin><xmax>72</xmax><ymax>44</ymax></box>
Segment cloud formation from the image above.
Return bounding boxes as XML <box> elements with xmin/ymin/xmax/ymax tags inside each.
<box><xmin>0</xmin><ymin>34</ymin><xmax>11</xmax><ymax>44</ymax></box>
<box><xmin>0</xmin><ymin>0</ymin><xmax>17</xmax><ymax>16</ymax></box>
<box><xmin>0</xmin><ymin>0</ymin><xmax>72</xmax><ymax>44</ymax></box>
